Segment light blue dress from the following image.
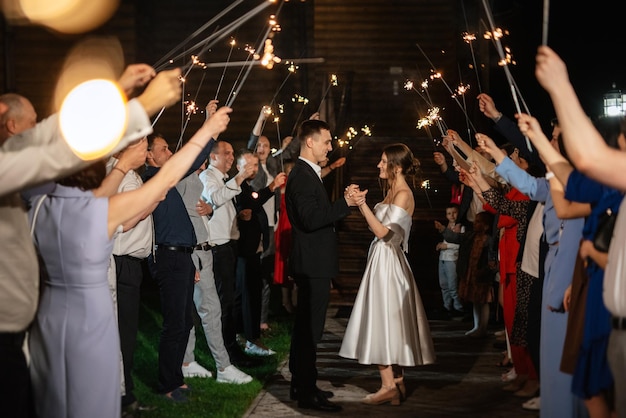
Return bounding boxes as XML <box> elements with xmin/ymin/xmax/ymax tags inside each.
<box><xmin>339</xmin><ymin>203</ymin><xmax>435</xmax><ymax>367</ymax></box>
<box><xmin>29</xmin><ymin>185</ymin><xmax>120</xmax><ymax>418</ymax></box>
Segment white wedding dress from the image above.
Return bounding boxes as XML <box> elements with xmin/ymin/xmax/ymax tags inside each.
<box><xmin>339</xmin><ymin>203</ymin><xmax>435</xmax><ymax>366</ymax></box>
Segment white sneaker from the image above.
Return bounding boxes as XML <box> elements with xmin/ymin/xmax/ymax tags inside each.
<box><xmin>501</xmin><ymin>367</ymin><xmax>517</xmax><ymax>382</ymax></box>
<box><xmin>522</xmin><ymin>396</ymin><xmax>540</xmax><ymax>411</ymax></box>
<box><xmin>217</xmin><ymin>365</ymin><xmax>253</xmax><ymax>384</ymax></box>
<box><xmin>245</xmin><ymin>340</ymin><xmax>276</xmax><ymax>356</ymax></box>
<box><xmin>182</xmin><ymin>361</ymin><xmax>212</xmax><ymax>378</ymax></box>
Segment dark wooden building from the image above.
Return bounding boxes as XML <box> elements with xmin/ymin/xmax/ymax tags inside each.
<box><xmin>1</xmin><ymin>0</ymin><xmax>512</xmax><ymax>309</ymax></box>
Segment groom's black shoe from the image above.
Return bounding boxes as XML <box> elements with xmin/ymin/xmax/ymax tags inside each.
<box><xmin>290</xmin><ymin>386</ymin><xmax>334</xmax><ymax>401</ymax></box>
<box><xmin>297</xmin><ymin>392</ymin><xmax>342</xmax><ymax>412</ymax></box>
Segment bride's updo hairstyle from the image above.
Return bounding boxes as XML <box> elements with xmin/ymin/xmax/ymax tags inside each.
<box><xmin>382</xmin><ymin>143</ymin><xmax>421</xmax><ymax>188</ymax></box>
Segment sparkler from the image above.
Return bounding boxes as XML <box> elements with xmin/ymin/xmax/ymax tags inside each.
<box><xmin>462</xmin><ymin>32</ymin><xmax>482</xmax><ymax>94</ymax></box>
<box><xmin>151</xmin><ymin>1</ymin><xmax>274</xmax><ymax>127</ymax></box>
<box><xmin>460</xmin><ymin>0</ymin><xmax>482</xmax><ymax>93</ymax></box>
<box><xmin>336</xmin><ymin>125</ymin><xmax>372</xmax><ymax>150</ymax></box>
<box><xmin>273</xmin><ymin>115</ymin><xmax>285</xmax><ymax>172</ymax></box>
<box><xmin>175</xmin><ymin>71</ymin><xmax>207</xmax><ymax>151</ymax></box>
<box><xmin>421</xmin><ymin>178</ymin><xmax>433</xmax><ymax>209</ymax></box>
<box><xmin>416</xmin><ymin>42</ymin><xmax>478</xmax><ymax>137</ymax></box>
<box><xmin>316</xmin><ymin>73</ymin><xmax>338</xmax><ymax>114</ymax></box>
<box><xmin>157</xmin><ymin>0</ymin><xmax>275</xmax><ymax>72</ymax></box>
<box><xmin>290</xmin><ymin>93</ymin><xmax>309</xmax><ymax>135</ymax></box>
<box><xmin>153</xmin><ymin>0</ymin><xmax>244</xmax><ymax>70</ymax></box>
<box><xmin>456</xmin><ymin>65</ymin><xmax>472</xmax><ymax>143</ymax></box>
<box><xmin>267</xmin><ymin>59</ymin><xmax>300</xmax><ymax>110</ymax></box>
<box><xmin>480</xmin><ymin>0</ymin><xmax>532</xmax><ymax>152</ymax></box>
<box><xmin>542</xmin><ymin>0</ymin><xmax>550</xmax><ymax>45</ymax></box>
<box><xmin>215</xmin><ymin>38</ymin><xmax>236</xmax><ymax>101</ymax></box>
<box><xmin>226</xmin><ymin>1</ymin><xmax>285</xmax><ymax>107</ymax></box>
<box><xmin>404</xmin><ymin>79</ymin><xmax>447</xmax><ymax>138</ymax></box>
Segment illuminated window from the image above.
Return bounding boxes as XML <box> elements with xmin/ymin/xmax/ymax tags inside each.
<box><xmin>603</xmin><ymin>83</ymin><xmax>625</xmax><ymax>117</ymax></box>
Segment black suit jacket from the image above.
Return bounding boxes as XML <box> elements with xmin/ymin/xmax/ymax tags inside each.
<box><xmin>285</xmin><ymin>158</ymin><xmax>351</xmax><ymax>278</ymax></box>
<box><xmin>236</xmin><ymin>181</ymin><xmax>275</xmax><ymax>257</ymax></box>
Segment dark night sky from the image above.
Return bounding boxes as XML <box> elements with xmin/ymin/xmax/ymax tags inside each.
<box><xmin>479</xmin><ymin>0</ymin><xmax>626</xmax><ymax>130</ymax></box>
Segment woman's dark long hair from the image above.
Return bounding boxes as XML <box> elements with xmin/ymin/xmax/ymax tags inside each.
<box><xmin>57</xmin><ymin>160</ymin><xmax>107</xmax><ymax>191</ymax></box>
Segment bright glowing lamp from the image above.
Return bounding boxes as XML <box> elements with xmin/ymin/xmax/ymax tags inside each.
<box><xmin>59</xmin><ymin>79</ymin><xmax>128</xmax><ymax>160</ymax></box>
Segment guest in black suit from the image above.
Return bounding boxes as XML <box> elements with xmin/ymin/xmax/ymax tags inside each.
<box><xmin>234</xmin><ymin>148</ymin><xmax>285</xmax><ymax>355</ymax></box>
<box><xmin>285</xmin><ymin>119</ymin><xmax>365</xmax><ymax>412</ymax></box>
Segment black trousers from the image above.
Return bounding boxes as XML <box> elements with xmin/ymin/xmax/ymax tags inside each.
<box><xmin>0</xmin><ymin>331</ymin><xmax>34</xmax><ymax>418</ymax></box>
<box><xmin>114</xmin><ymin>254</ymin><xmax>144</xmax><ymax>406</ymax></box>
<box><xmin>289</xmin><ymin>275</ymin><xmax>331</xmax><ymax>397</ymax></box>
<box><xmin>212</xmin><ymin>241</ymin><xmax>240</xmax><ymax>353</ymax></box>
<box><xmin>237</xmin><ymin>253</ymin><xmax>263</xmax><ymax>342</ymax></box>
<box><xmin>149</xmin><ymin>248</ymin><xmax>195</xmax><ymax>394</ymax></box>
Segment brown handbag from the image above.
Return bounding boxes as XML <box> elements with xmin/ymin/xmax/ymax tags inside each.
<box><xmin>559</xmin><ymin>252</ymin><xmax>588</xmax><ymax>375</ymax></box>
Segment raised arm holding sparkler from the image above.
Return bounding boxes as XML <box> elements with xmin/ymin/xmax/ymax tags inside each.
<box><xmin>477</xmin><ymin>93</ymin><xmax>542</xmax><ymax>169</ymax></box>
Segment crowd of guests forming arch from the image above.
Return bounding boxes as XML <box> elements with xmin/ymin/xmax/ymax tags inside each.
<box><xmin>1</xmin><ymin>45</ymin><xmax>625</xmax><ymax>418</ymax></box>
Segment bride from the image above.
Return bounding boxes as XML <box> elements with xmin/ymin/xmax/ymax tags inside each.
<box><xmin>339</xmin><ymin>143</ymin><xmax>436</xmax><ymax>405</ymax></box>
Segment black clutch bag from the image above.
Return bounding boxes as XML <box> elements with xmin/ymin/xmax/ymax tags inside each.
<box><xmin>593</xmin><ymin>208</ymin><xmax>617</xmax><ymax>253</ymax></box>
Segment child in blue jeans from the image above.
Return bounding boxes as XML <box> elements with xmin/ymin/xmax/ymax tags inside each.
<box><xmin>435</xmin><ymin>204</ymin><xmax>465</xmax><ymax>317</ymax></box>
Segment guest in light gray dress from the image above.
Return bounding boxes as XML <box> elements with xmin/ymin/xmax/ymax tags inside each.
<box><xmin>27</xmin><ymin>105</ymin><xmax>232</xmax><ymax>416</ymax></box>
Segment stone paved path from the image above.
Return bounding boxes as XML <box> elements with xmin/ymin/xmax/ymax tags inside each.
<box><xmin>243</xmin><ymin>306</ymin><xmax>539</xmax><ymax>418</ymax></box>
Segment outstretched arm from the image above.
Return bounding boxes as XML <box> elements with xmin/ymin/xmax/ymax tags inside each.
<box><xmin>535</xmin><ymin>45</ymin><xmax>626</xmax><ymax>191</ymax></box>
<box><xmin>108</xmin><ymin>107</ymin><xmax>232</xmax><ymax>238</ymax></box>
<box><xmin>516</xmin><ymin>113</ymin><xmax>572</xmax><ymax>186</ymax></box>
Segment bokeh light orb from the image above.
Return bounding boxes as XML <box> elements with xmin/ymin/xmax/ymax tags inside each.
<box><xmin>4</xmin><ymin>0</ymin><xmax>121</xmax><ymax>34</ymax></box>
<box><xmin>59</xmin><ymin>79</ymin><xmax>128</xmax><ymax>160</ymax></box>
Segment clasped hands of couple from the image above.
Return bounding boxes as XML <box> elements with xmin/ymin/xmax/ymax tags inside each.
<box><xmin>344</xmin><ymin>184</ymin><xmax>368</xmax><ymax>207</ymax></box>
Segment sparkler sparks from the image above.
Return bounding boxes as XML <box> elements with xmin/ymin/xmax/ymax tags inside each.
<box><xmin>416</xmin><ymin>107</ymin><xmax>442</xmax><ymax>130</ymax></box>
<box><xmin>483</xmin><ymin>27</ymin><xmax>508</xmax><ymax>40</ymax></box>
<box><xmin>254</xmin><ymin>38</ymin><xmax>281</xmax><ymax>69</ymax></box>
<box><xmin>453</xmin><ymin>83</ymin><xmax>470</xmax><ymax>98</ymax></box>
<box><xmin>292</xmin><ymin>94</ymin><xmax>309</xmax><ymax>105</ymax></box>
<box><xmin>190</xmin><ymin>55</ymin><xmax>207</xmax><ymax>69</ymax></box>
<box><xmin>498</xmin><ymin>47</ymin><xmax>516</xmax><ymax>66</ymax></box>
<box><xmin>286</xmin><ymin>61</ymin><xmax>299</xmax><ymax>73</ymax></box>
<box><xmin>462</xmin><ymin>32</ymin><xmax>476</xmax><ymax>43</ymax></box>
<box><xmin>338</xmin><ymin>125</ymin><xmax>372</xmax><ymax>149</ymax></box>
<box><xmin>185</xmin><ymin>100</ymin><xmax>198</xmax><ymax>117</ymax></box>
<box><xmin>317</xmin><ymin>73</ymin><xmax>339</xmax><ymax>113</ymax></box>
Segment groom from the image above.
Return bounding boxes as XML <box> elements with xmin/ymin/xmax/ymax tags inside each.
<box><xmin>285</xmin><ymin>119</ymin><xmax>365</xmax><ymax>412</ymax></box>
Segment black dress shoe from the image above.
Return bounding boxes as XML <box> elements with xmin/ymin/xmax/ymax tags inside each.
<box><xmin>230</xmin><ymin>352</ymin><xmax>263</xmax><ymax>368</ymax></box>
<box><xmin>297</xmin><ymin>392</ymin><xmax>342</xmax><ymax>412</ymax></box>
<box><xmin>290</xmin><ymin>386</ymin><xmax>334</xmax><ymax>401</ymax></box>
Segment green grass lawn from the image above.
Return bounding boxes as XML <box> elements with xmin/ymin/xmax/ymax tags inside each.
<box><xmin>132</xmin><ymin>278</ymin><xmax>293</xmax><ymax>418</ymax></box>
